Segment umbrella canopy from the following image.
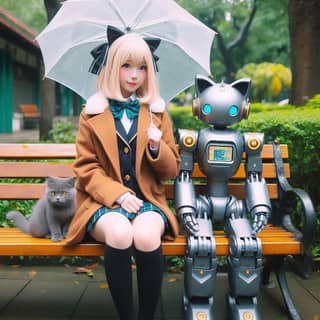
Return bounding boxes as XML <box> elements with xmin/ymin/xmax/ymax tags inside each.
<box><xmin>36</xmin><ymin>0</ymin><xmax>216</xmax><ymax>102</ymax></box>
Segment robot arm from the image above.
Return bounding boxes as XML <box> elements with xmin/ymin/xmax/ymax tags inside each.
<box><xmin>174</xmin><ymin>129</ymin><xmax>199</xmax><ymax>235</ymax></box>
<box><xmin>244</xmin><ymin>133</ymin><xmax>272</xmax><ymax>233</ymax></box>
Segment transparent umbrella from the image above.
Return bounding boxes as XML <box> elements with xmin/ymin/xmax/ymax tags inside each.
<box><xmin>36</xmin><ymin>0</ymin><xmax>216</xmax><ymax>102</ymax></box>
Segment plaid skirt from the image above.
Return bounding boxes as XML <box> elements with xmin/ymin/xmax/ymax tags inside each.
<box><xmin>87</xmin><ymin>202</ymin><xmax>169</xmax><ymax>232</ymax></box>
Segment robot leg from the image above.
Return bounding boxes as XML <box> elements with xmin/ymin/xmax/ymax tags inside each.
<box><xmin>225</xmin><ymin>217</ymin><xmax>263</xmax><ymax>320</ymax></box>
<box><xmin>184</xmin><ymin>216</ymin><xmax>217</xmax><ymax>320</ymax></box>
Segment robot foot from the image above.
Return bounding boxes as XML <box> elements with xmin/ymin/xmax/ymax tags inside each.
<box><xmin>183</xmin><ymin>295</ymin><xmax>214</xmax><ymax>320</ymax></box>
<box><xmin>227</xmin><ymin>294</ymin><xmax>260</xmax><ymax>320</ymax></box>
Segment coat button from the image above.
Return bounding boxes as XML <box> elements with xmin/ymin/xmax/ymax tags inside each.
<box><xmin>124</xmin><ymin>174</ymin><xmax>131</xmax><ymax>181</ymax></box>
<box><xmin>123</xmin><ymin>146</ymin><xmax>130</xmax><ymax>154</ymax></box>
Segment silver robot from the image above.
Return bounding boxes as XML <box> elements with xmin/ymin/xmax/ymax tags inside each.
<box><xmin>174</xmin><ymin>75</ymin><xmax>271</xmax><ymax>320</ymax></box>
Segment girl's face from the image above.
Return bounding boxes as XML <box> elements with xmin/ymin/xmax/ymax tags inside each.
<box><xmin>119</xmin><ymin>59</ymin><xmax>147</xmax><ymax>98</ymax></box>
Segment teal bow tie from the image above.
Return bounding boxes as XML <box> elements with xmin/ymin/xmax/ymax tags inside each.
<box><xmin>109</xmin><ymin>99</ymin><xmax>140</xmax><ymax>120</ymax></box>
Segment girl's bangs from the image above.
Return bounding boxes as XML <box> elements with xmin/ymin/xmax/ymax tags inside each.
<box><xmin>119</xmin><ymin>38</ymin><xmax>149</xmax><ymax>66</ymax></box>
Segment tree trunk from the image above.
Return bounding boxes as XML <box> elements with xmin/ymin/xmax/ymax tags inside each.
<box><xmin>39</xmin><ymin>0</ymin><xmax>61</xmax><ymax>140</ymax></box>
<box><xmin>289</xmin><ymin>0</ymin><xmax>320</xmax><ymax>105</ymax></box>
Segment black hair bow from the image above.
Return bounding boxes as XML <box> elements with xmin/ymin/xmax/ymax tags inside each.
<box><xmin>89</xmin><ymin>26</ymin><xmax>124</xmax><ymax>75</ymax></box>
<box><xmin>89</xmin><ymin>25</ymin><xmax>161</xmax><ymax>75</ymax></box>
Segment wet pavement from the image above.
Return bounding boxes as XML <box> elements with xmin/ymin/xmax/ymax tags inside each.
<box><xmin>0</xmin><ymin>260</ymin><xmax>319</xmax><ymax>320</ymax></box>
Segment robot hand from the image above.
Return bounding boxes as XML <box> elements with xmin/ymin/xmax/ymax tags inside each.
<box><xmin>252</xmin><ymin>212</ymin><xmax>269</xmax><ymax>233</ymax></box>
<box><xmin>181</xmin><ymin>212</ymin><xmax>200</xmax><ymax>235</ymax></box>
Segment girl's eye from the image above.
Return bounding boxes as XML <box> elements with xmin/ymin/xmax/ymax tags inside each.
<box><xmin>122</xmin><ymin>63</ymin><xmax>130</xmax><ymax>68</ymax></box>
<box><xmin>139</xmin><ymin>65</ymin><xmax>147</xmax><ymax>71</ymax></box>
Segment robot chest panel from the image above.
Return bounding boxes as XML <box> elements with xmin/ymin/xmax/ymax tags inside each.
<box><xmin>197</xmin><ymin>129</ymin><xmax>244</xmax><ymax>178</ymax></box>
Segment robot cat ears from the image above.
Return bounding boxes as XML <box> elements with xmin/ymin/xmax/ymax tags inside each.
<box><xmin>195</xmin><ymin>75</ymin><xmax>251</xmax><ymax>98</ymax></box>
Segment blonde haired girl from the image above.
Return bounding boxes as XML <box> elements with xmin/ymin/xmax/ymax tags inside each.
<box><xmin>97</xmin><ymin>32</ymin><xmax>159</xmax><ymax>104</ymax></box>
<box><xmin>66</xmin><ymin>26</ymin><xmax>180</xmax><ymax>320</ymax></box>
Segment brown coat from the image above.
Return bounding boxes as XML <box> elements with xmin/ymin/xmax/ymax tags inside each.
<box><xmin>65</xmin><ymin>101</ymin><xmax>180</xmax><ymax>245</ymax></box>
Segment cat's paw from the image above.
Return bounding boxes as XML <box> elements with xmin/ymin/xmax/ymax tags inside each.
<box><xmin>51</xmin><ymin>233</ymin><xmax>63</xmax><ymax>242</ymax></box>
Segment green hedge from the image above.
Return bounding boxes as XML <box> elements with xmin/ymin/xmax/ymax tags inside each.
<box><xmin>169</xmin><ymin>100</ymin><xmax>320</xmax><ymax>248</ymax></box>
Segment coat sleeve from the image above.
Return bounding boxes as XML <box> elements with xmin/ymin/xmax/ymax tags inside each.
<box><xmin>146</xmin><ymin>110</ymin><xmax>180</xmax><ymax>180</ymax></box>
<box><xmin>73</xmin><ymin>112</ymin><xmax>133</xmax><ymax>207</ymax></box>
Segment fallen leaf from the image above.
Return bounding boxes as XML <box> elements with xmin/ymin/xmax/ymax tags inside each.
<box><xmin>168</xmin><ymin>267</ymin><xmax>183</xmax><ymax>273</ymax></box>
<box><xmin>11</xmin><ymin>265</ymin><xmax>21</xmax><ymax>269</ymax></box>
<box><xmin>86</xmin><ymin>262</ymin><xmax>98</xmax><ymax>270</ymax></box>
<box><xmin>87</xmin><ymin>271</ymin><xmax>94</xmax><ymax>278</ymax></box>
<box><xmin>100</xmin><ymin>283</ymin><xmax>109</xmax><ymax>289</ymax></box>
<box><xmin>74</xmin><ymin>267</ymin><xmax>92</xmax><ymax>274</ymax></box>
<box><xmin>167</xmin><ymin>277</ymin><xmax>178</xmax><ymax>283</ymax></box>
<box><xmin>28</xmin><ymin>270</ymin><xmax>37</xmax><ymax>278</ymax></box>
<box><xmin>73</xmin><ymin>280</ymin><xmax>80</xmax><ymax>285</ymax></box>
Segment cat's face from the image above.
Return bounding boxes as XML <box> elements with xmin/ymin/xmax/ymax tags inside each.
<box><xmin>46</xmin><ymin>176</ymin><xmax>76</xmax><ymax>207</ymax></box>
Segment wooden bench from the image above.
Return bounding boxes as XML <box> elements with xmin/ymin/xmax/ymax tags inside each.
<box><xmin>19</xmin><ymin>104</ymin><xmax>40</xmax><ymax>129</ymax></box>
<box><xmin>0</xmin><ymin>142</ymin><xmax>316</xmax><ymax>320</ymax></box>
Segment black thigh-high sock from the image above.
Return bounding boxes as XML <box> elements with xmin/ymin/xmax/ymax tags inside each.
<box><xmin>135</xmin><ymin>245</ymin><xmax>164</xmax><ymax>320</ymax></box>
<box><xmin>104</xmin><ymin>244</ymin><xmax>134</xmax><ymax>320</ymax></box>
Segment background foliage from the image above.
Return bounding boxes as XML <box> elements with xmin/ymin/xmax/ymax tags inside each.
<box><xmin>236</xmin><ymin>62</ymin><xmax>291</xmax><ymax>102</ymax></box>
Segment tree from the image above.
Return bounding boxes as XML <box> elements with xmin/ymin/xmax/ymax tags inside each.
<box><xmin>288</xmin><ymin>0</ymin><xmax>320</xmax><ymax>105</ymax></box>
<box><xmin>177</xmin><ymin>0</ymin><xmax>257</xmax><ymax>81</ymax></box>
<box><xmin>39</xmin><ymin>0</ymin><xmax>61</xmax><ymax>140</ymax></box>
<box><xmin>0</xmin><ymin>0</ymin><xmax>46</xmax><ymax>31</ymax></box>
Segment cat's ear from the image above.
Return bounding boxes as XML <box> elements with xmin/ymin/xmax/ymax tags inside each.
<box><xmin>68</xmin><ymin>176</ymin><xmax>76</xmax><ymax>187</ymax></box>
<box><xmin>46</xmin><ymin>176</ymin><xmax>56</xmax><ymax>187</ymax></box>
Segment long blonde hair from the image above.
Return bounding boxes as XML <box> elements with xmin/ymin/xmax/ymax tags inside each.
<box><xmin>97</xmin><ymin>33</ymin><xmax>159</xmax><ymax>104</ymax></box>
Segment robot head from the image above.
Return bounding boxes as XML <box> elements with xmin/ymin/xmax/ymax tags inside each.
<box><xmin>193</xmin><ymin>75</ymin><xmax>251</xmax><ymax>127</ymax></box>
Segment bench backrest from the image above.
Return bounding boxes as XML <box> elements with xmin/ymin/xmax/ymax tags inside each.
<box><xmin>0</xmin><ymin>143</ymin><xmax>289</xmax><ymax>201</ymax></box>
<box><xmin>19</xmin><ymin>104</ymin><xmax>40</xmax><ymax>115</ymax></box>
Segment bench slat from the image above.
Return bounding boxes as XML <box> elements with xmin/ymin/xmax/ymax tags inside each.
<box><xmin>164</xmin><ymin>183</ymin><xmax>279</xmax><ymax>200</ymax></box>
<box><xmin>0</xmin><ymin>162</ymin><xmax>289</xmax><ymax>179</ymax></box>
<box><xmin>0</xmin><ymin>183</ymin><xmax>280</xmax><ymax>200</ymax></box>
<box><xmin>0</xmin><ymin>162</ymin><xmax>74</xmax><ymax>178</ymax></box>
<box><xmin>0</xmin><ymin>227</ymin><xmax>300</xmax><ymax>256</ymax></box>
<box><xmin>0</xmin><ymin>144</ymin><xmax>287</xmax><ymax>160</ymax></box>
<box><xmin>0</xmin><ymin>144</ymin><xmax>76</xmax><ymax>159</ymax></box>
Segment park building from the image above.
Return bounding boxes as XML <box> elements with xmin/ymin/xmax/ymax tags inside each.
<box><xmin>0</xmin><ymin>6</ymin><xmax>82</xmax><ymax>133</ymax></box>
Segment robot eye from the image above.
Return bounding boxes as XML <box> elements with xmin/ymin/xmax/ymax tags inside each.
<box><xmin>229</xmin><ymin>105</ymin><xmax>239</xmax><ymax>117</ymax></box>
<box><xmin>202</xmin><ymin>104</ymin><xmax>212</xmax><ymax>115</ymax></box>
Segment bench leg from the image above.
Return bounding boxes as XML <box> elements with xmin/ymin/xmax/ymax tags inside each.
<box><xmin>274</xmin><ymin>256</ymin><xmax>301</xmax><ymax>320</ymax></box>
<box><xmin>261</xmin><ymin>257</ymin><xmax>276</xmax><ymax>288</ymax></box>
<box><xmin>273</xmin><ymin>256</ymin><xmax>301</xmax><ymax>320</ymax></box>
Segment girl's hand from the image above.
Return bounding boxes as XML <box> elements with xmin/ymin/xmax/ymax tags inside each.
<box><xmin>147</xmin><ymin>123</ymin><xmax>162</xmax><ymax>149</ymax></box>
<box><xmin>121</xmin><ymin>194</ymin><xmax>143</xmax><ymax>213</ymax></box>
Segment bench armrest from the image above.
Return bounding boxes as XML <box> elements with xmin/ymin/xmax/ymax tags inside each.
<box><xmin>272</xmin><ymin>142</ymin><xmax>316</xmax><ymax>277</ymax></box>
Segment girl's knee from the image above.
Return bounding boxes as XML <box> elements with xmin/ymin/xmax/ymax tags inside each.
<box><xmin>133</xmin><ymin>212</ymin><xmax>164</xmax><ymax>251</ymax></box>
<box><xmin>91</xmin><ymin>213</ymin><xmax>134</xmax><ymax>249</ymax></box>
<box><xmin>107</xmin><ymin>224</ymin><xmax>133</xmax><ymax>249</ymax></box>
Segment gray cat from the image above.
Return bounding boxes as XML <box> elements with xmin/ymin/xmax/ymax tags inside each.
<box><xmin>7</xmin><ymin>176</ymin><xmax>76</xmax><ymax>242</ymax></box>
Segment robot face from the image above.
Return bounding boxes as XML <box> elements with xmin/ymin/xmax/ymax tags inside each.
<box><xmin>193</xmin><ymin>75</ymin><xmax>251</xmax><ymax>127</ymax></box>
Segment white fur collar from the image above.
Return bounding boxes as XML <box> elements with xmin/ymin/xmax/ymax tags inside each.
<box><xmin>85</xmin><ymin>92</ymin><xmax>166</xmax><ymax>115</ymax></box>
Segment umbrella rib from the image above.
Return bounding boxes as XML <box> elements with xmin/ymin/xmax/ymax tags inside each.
<box><xmin>128</xmin><ymin>0</ymin><xmax>151</xmax><ymax>30</ymax></box>
<box><xmin>108</xmin><ymin>0</ymin><xmax>128</xmax><ymax>30</ymax></box>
